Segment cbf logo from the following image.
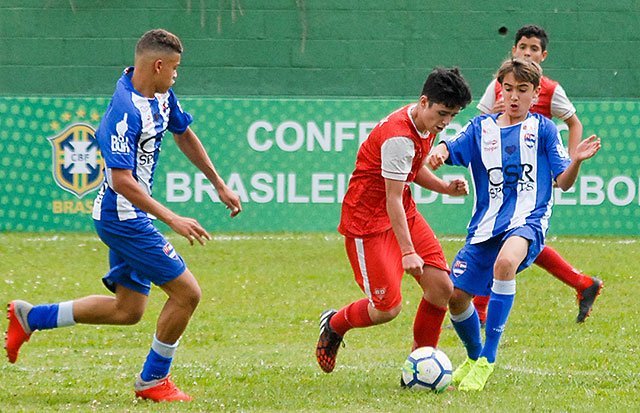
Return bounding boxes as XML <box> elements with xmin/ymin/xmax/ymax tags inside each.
<box><xmin>48</xmin><ymin>123</ymin><xmax>104</xmax><ymax>198</ymax></box>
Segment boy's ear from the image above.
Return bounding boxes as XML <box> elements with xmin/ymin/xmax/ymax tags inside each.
<box><xmin>540</xmin><ymin>50</ymin><xmax>548</xmax><ymax>63</ymax></box>
<box><xmin>153</xmin><ymin>58</ymin><xmax>163</xmax><ymax>73</ymax></box>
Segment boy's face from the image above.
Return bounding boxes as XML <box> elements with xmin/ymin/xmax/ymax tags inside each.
<box><xmin>500</xmin><ymin>72</ymin><xmax>540</xmax><ymax>120</ymax></box>
<box><xmin>413</xmin><ymin>96</ymin><xmax>461</xmax><ymax>135</ymax></box>
<box><xmin>154</xmin><ymin>52</ymin><xmax>181</xmax><ymax>93</ymax></box>
<box><xmin>512</xmin><ymin>36</ymin><xmax>548</xmax><ymax>64</ymax></box>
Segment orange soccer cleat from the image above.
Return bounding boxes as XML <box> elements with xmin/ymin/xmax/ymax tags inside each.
<box><xmin>5</xmin><ymin>300</ymin><xmax>33</xmax><ymax>363</ymax></box>
<box><xmin>134</xmin><ymin>374</ymin><xmax>193</xmax><ymax>402</ymax></box>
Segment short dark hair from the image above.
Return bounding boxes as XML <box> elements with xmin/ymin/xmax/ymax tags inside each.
<box><xmin>496</xmin><ymin>57</ymin><xmax>543</xmax><ymax>88</ymax></box>
<box><xmin>136</xmin><ymin>29</ymin><xmax>183</xmax><ymax>56</ymax></box>
<box><xmin>515</xmin><ymin>24</ymin><xmax>549</xmax><ymax>51</ymax></box>
<box><xmin>421</xmin><ymin>67</ymin><xmax>472</xmax><ymax>109</ymax></box>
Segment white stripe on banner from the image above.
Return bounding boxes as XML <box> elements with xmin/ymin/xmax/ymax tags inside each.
<box><xmin>354</xmin><ymin>238</ymin><xmax>374</xmax><ymax>307</ymax></box>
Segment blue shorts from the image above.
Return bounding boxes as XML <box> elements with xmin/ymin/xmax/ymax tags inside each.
<box><xmin>450</xmin><ymin>225</ymin><xmax>544</xmax><ymax>297</ymax></box>
<box><xmin>94</xmin><ymin>218</ymin><xmax>187</xmax><ymax>295</ymax></box>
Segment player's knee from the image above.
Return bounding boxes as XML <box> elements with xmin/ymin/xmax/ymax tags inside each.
<box><xmin>373</xmin><ymin>303</ymin><xmax>402</xmax><ymax>323</ymax></box>
<box><xmin>180</xmin><ymin>284</ymin><xmax>201</xmax><ymax>312</ymax></box>
<box><xmin>436</xmin><ymin>276</ymin><xmax>454</xmax><ymax>299</ymax></box>
<box><xmin>118</xmin><ymin>307</ymin><xmax>145</xmax><ymax>325</ymax></box>
<box><xmin>494</xmin><ymin>257</ymin><xmax>518</xmax><ymax>280</ymax></box>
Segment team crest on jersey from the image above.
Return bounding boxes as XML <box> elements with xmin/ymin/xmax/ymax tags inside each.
<box><xmin>48</xmin><ymin>123</ymin><xmax>104</xmax><ymax>198</ymax></box>
<box><xmin>524</xmin><ymin>132</ymin><xmax>536</xmax><ymax>149</ymax></box>
<box><xmin>163</xmin><ymin>242</ymin><xmax>178</xmax><ymax>260</ymax></box>
<box><xmin>452</xmin><ymin>260</ymin><xmax>467</xmax><ymax>277</ymax></box>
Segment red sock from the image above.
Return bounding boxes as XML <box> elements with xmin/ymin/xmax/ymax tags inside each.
<box><xmin>473</xmin><ymin>295</ymin><xmax>490</xmax><ymax>323</ymax></box>
<box><xmin>329</xmin><ymin>298</ymin><xmax>373</xmax><ymax>337</ymax></box>
<box><xmin>535</xmin><ymin>246</ymin><xmax>593</xmax><ymax>291</ymax></box>
<box><xmin>412</xmin><ymin>298</ymin><xmax>447</xmax><ymax>350</ymax></box>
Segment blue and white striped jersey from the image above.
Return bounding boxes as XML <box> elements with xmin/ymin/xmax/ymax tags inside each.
<box><xmin>92</xmin><ymin>67</ymin><xmax>193</xmax><ymax>221</ymax></box>
<box><xmin>444</xmin><ymin>112</ymin><xmax>571</xmax><ymax>244</ymax></box>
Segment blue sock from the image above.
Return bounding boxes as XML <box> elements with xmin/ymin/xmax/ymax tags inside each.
<box><xmin>140</xmin><ymin>335</ymin><xmax>179</xmax><ymax>381</ymax></box>
<box><xmin>141</xmin><ymin>349</ymin><xmax>172</xmax><ymax>381</ymax></box>
<box><xmin>480</xmin><ymin>279</ymin><xmax>516</xmax><ymax>363</ymax></box>
<box><xmin>451</xmin><ymin>302</ymin><xmax>483</xmax><ymax>360</ymax></box>
<box><xmin>27</xmin><ymin>303</ymin><xmax>59</xmax><ymax>331</ymax></box>
<box><xmin>26</xmin><ymin>301</ymin><xmax>75</xmax><ymax>331</ymax></box>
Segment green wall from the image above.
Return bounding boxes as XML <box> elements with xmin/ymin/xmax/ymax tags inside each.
<box><xmin>1</xmin><ymin>0</ymin><xmax>638</xmax><ymax>98</ymax></box>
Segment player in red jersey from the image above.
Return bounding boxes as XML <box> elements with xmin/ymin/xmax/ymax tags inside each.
<box><xmin>315</xmin><ymin>67</ymin><xmax>472</xmax><ymax>376</ymax></box>
<box><xmin>474</xmin><ymin>24</ymin><xmax>602</xmax><ymax>324</ymax></box>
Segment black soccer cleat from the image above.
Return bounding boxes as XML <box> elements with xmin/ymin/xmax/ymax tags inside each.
<box><xmin>577</xmin><ymin>277</ymin><xmax>603</xmax><ymax>323</ymax></box>
<box><xmin>315</xmin><ymin>309</ymin><xmax>343</xmax><ymax>373</ymax></box>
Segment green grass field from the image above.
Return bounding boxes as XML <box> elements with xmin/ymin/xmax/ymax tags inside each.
<box><xmin>1</xmin><ymin>232</ymin><xmax>639</xmax><ymax>412</ymax></box>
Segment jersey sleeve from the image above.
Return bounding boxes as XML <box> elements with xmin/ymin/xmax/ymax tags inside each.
<box><xmin>550</xmin><ymin>84</ymin><xmax>577</xmax><ymax>121</ymax></box>
<box><xmin>443</xmin><ymin>119</ymin><xmax>475</xmax><ymax>167</ymax></box>
<box><xmin>476</xmin><ymin>79</ymin><xmax>497</xmax><ymax>114</ymax></box>
<box><xmin>380</xmin><ymin>136</ymin><xmax>415</xmax><ymax>181</ymax></box>
<box><xmin>99</xmin><ymin>104</ymin><xmax>141</xmax><ymax>170</ymax></box>
<box><xmin>167</xmin><ymin>89</ymin><xmax>194</xmax><ymax>134</ymax></box>
<box><xmin>542</xmin><ymin>118</ymin><xmax>572</xmax><ymax>178</ymax></box>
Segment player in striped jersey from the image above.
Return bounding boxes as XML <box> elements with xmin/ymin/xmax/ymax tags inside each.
<box><xmin>474</xmin><ymin>24</ymin><xmax>602</xmax><ymax>324</ymax></box>
<box><xmin>428</xmin><ymin>58</ymin><xmax>601</xmax><ymax>391</ymax></box>
<box><xmin>5</xmin><ymin>29</ymin><xmax>242</xmax><ymax>402</ymax></box>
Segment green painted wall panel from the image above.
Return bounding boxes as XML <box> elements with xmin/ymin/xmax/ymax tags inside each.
<box><xmin>0</xmin><ymin>2</ymin><xmax>638</xmax><ymax>98</ymax></box>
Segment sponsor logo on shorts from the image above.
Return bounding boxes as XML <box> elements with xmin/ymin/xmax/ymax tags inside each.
<box><xmin>163</xmin><ymin>242</ymin><xmax>178</xmax><ymax>260</ymax></box>
<box><xmin>452</xmin><ymin>260</ymin><xmax>467</xmax><ymax>277</ymax></box>
<box><xmin>374</xmin><ymin>288</ymin><xmax>386</xmax><ymax>299</ymax></box>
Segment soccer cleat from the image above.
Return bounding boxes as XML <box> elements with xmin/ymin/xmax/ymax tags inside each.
<box><xmin>315</xmin><ymin>309</ymin><xmax>343</xmax><ymax>373</ymax></box>
<box><xmin>576</xmin><ymin>277</ymin><xmax>603</xmax><ymax>323</ymax></box>
<box><xmin>451</xmin><ymin>357</ymin><xmax>476</xmax><ymax>386</ymax></box>
<box><xmin>5</xmin><ymin>300</ymin><xmax>34</xmax><ymax>363</ymax></box>
<box><xmin>134</xmin><ymin>374</ymin><xmax>193</xmax><ymax>402</ymax></box>
<box><xmin>458</xmin><ymin>357</ymin><xmax>494</xmax><ymax>392</ymax></box>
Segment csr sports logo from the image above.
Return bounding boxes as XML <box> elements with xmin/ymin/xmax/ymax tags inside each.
<box><xmin>487</xmin><ymin>163</ymin><xmax>535</xmax><ymax>199</ymax></box>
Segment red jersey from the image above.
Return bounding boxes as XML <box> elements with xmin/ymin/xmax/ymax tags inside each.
<box><xmin>338</xmin><ymin>104</ymin><xmax>436</xmax><ymax>237</ymax></box>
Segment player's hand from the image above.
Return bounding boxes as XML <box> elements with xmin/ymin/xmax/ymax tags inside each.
<box><xmin>447</xmin><ymin>178</ymin><xmax>469</xmax><ymax>196</ymax></box>
<box><xmin>427</xmin><ymin>144</ymin><xmax>449</xmax><ymax>171</ymax></box>
<box><xmin>573</xmin><ymin>135</ymin><xmax>601</xmax><ymax>162</ymax></box>
<box><xmin>168</xmin><ymin>215</ymin><xmax>212</xmax><ymax>246</ymax></box>
<box><xmin>402</xmin><ymin>253</ymin><xmax>424</xmax><ymax>277</ymax></box>
<box><xmin>217</xmin><ymin>184</ymin><xmax>242</xmax><ymax>217</ymax></box>
<box><xmin>491</xmin><ymin>98</ymin><xmax>505</xmax><ymax>113</ymax></box>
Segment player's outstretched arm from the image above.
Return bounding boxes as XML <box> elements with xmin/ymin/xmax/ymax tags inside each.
<box><xmin>110</xmin><ymin>168</ymin><xmax>211</xmax><ymax>245</ymax></box>
<box><xmin>564</xmin><ymin>114</ymin><xmax>583</xmax><ymax>158</ymax></box>
<box><xmin>555</xmin><ymin>135</ymin><xmax>601</xmax><ymax>191</ymax></box>
<box><xmin>173</xmin><ymin>127</ymin><xmax>242</xmax><ymax>217</ymax></box>
<box><xmin>414</xmin><ymin>165</ymin><xmax>469</xmax><ymax>196</ymax></box>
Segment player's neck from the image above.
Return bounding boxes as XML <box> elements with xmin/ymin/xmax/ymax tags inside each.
<box><xmin>130</xmin><ymin>70</ymin><xmax>157</xmax><ymax>99</ymax></box>
<box><xmin>496</xmin><ymin>112</ymin><xmax>527</xmax><ymax>126</ymax></box>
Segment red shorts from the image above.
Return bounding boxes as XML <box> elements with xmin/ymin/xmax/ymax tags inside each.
<box><xmin>344</xmin><ymin>214</ymin><xmax>449</xmax><ymax>312</ymax></box>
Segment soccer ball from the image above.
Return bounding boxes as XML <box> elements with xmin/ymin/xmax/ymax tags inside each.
<box><xmin>401</xmin><ymin>346</ymin><xmax>452</xmax><ymax>392</ymax></box>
